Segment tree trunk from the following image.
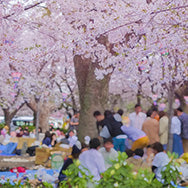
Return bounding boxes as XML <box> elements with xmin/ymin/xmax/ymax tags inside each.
<box><xmin>26</xmin><ymin>99</ymin><xmax>51</xmax><ymax>133</ymax></box>
<box><xmin>74</xmin><ymin>55</ymin><xmax>111</xmax><ymax>140</ymax></box>
<box><xmin>2</xmin><ymin>103</ymin><xmax>25</xmax><ymax>130</ymax></box>
<box><xmin>167</xmin><ymin>84</ymin><xmax>174</xmax><ymax>152</ymax></box>
<box><xmin>3</xmin><ymin>109</ymin><xmax>16</xmax><ymax>128</ymax></box>
<box><xmin>136</xmin><ymin>83</ymin><xmax>142</xmax><ymax>105</ymax></box>
<box><xmin>38</xmin><ymin>103</ymin><xmax>51</xmax><ymax>133</ymax></box>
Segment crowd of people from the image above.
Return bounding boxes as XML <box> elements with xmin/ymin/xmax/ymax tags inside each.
<box><xmin>95</xmin><ymin>105</ymin><xmax>187</xmax><ymax>155</ymax></box>
<box><xmin>0</xmin><ymin>104</ymin><xmax>187</xmax><ymax>186</ymax></box>
<box><xmin>57</xmin><ymin>104</ymin><xmax>188</xmax><ymax>185</ymax></box>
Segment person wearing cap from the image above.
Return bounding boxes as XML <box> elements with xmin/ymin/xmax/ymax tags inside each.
<box><xmin>99</xmin><ymin>138</ymin><xmax>118</xmax><ymax>169</ymax></box>
<box><xmin>58</xmin><ymin>145</ymin><xmax>81</xmax><ymax>183</ymax></box>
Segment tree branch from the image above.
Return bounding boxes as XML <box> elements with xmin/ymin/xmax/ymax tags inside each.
<box><xmin>3</xmin><ymin>1</ymin><xmax>44</xmax><ymax>19</ymax></box>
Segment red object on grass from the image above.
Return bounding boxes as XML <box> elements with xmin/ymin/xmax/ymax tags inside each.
<box><xmin>10</xmin><ymin>167</ymin><xmax>26</xmax><ymax>173</ymax></box>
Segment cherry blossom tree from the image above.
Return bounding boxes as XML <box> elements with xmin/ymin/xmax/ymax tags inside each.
<box><xmin>1</xmin><ymin>0</ymin><xmax>188</xmax><ymax>141</ymax></box>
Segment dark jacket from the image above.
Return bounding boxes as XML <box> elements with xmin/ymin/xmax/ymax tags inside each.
<box><xmin>104</xmin><ymin>115</ymin><xmax>124</xmax><ymax>137</ymax></box>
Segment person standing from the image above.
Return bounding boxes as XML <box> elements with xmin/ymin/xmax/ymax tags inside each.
<box><xmin>69</xmin><ymin>111</ymin><xmax>80</xmax><ymax>131</ymax></box>
<box><xmin>129</xmin><ymin>104</ymin><xmax>146</xmax><ymax>130</ymax></box>
<box><xmin>93</xmin><ymin>111</ymin><xmax>105</xmax><ymax>134</ymax></box>
<box><xmin>177</xmin><ymin>107</ymin><xmax>188</xmax><ymax>153</ymax></box>
<box><xmin>113</xmin><ymin>109</ymin><xmax>127</xmax><ymax>152</ymax></box>
<box><xmin>142</xmin><ymin>109</ymin><xmax>159</xmax><ymax>145</ymax></box>
<box><xmin>158</xmin><ymin>111</ymin><xmax>169</xmax><ymax>150</ymax></box>
<box><xmin>171</xmin><ymin>110</ymin><xmax>184</xmax><ymax>156</ymax></box>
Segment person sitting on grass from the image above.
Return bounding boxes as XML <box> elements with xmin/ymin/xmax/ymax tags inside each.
<box><xmin>58</xmin><ymin>145</ymin><xmax>81</xmax><ymax>183</ymax></box>
<box><xmin>79</xmin><ymin>138</ymin><xmax>106</xmax><ymax>181</ymax></box>
<box><xmin>126</xmin><ymin>148</ymin><xmax>151</xmax><ymax>172</ymax></box>
<box><xmin>151</xmin><ymin>142</ymin><xmax>170</xmax><ymax>182</ymax></box>
<box><xmin>42</xmin><ymin>131</ymin><xmax>51</xmax><ymax>146</ymax></box>
<box><xmin>99</xmin><ymin>138</ymin><xmax>118</xmax><ymax>169</ymax></box>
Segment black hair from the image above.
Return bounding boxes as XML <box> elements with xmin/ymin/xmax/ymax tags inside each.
<box><xmin>74</xmin><ymin>110</ymin><xmax>80</xmax><ymax>115</ymax></box>
<box><xmin>146</xmin><ymin>109</ymin><xmax>153</xmax><ymax>117</ymax></box>
<box><xmin>93</xmin><ymin>111</ymin><xmax>101</xmax><ymax>117</ymax></box>
<box><xmin>81</xmin><ymin>142</ymin><xmax>89</xmax><ymax>149</ymax></box>
<box><xmin>104</xmin><ymin>110</ymin><xmax>112</xmax><ymax>118</ymax></box>
<box><xmin>71</xmin><ymin>145</ymin><xmax>81</xmax><ymax>159</ymax></box>
<box><xmin>38</xmin><ymin>127</ymin><xmax>42</xmax><ymax>133</ymax></box>
<box><xmin>104</xmin><ymin>138</ymin><xmax>113</xmax><ymax>144</ymax></box>
<box><xmin>177</xmin><ymin>107</ymin><xmax>183</xmax><ymax>112</ymax></box>
<box><xmin>117</xmin><ymin>109</ymin><xmax>124</xmax><ymax>116</ymax></box>
<box><xmin>51</xmin><ymin>133</ymin><xmax>56</xmax><ymax>139</ymax></box>
<box><xmin>151</xmin><ymin>142</ymin><xmax>164</xmax><ymax>153</ymax></box>
<box><xmin>158</xmin><ymin>111</ymin><xmax>166</xmax><ymax>119</ymax></box>
<box><xmin>89</xmin><ymin>138</ymin><xmax>101</xmax><ymax>149</ymax></box>
<box><xmin>44</xmin><ymin>131</ymin><xmax>51</xmax><ymax>138</ymax></box>
<box><xmin>134</xmin><ymin>149</ymin><xmax>144</xmax><ymax>157</ymax></box>
<box><xmin>135</xmin><ymin>104</ymin><xmax>141</xmax><ymax>108</ymax></box>
<box><xmin>125</xmin><ymin>149</ymin><xmax>134</xmax><ymax>158</ymax></box>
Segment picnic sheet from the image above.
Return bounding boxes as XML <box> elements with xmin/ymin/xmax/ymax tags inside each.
<box><xmin>0</xmin><ymin>169</ymin><xmax>59</xmax><ymax>186</ymax></box>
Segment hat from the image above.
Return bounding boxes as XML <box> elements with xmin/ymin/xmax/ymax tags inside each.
<box><xmin>4</xmin><ymin>126</ymin><xmax>9</xmax><ymax>130</ymax></box>
<box><xmin>84</xmin><ymin>136</ymin><xmax>91</xmax><ymax>145</ymax></box>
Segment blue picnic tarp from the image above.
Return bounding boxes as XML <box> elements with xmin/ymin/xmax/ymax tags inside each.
<box><xmin>0</xmin><ymin>142</ymin><xmax>17</xmax><ymax>155</ymax></box>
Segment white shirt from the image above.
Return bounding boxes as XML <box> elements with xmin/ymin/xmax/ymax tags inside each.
<box><xmin>129</xmin><ymin>112</ymin><xmax>146</xmax><ymax>130</ymax></box>
<box><xmin>171</xmin><ymin>116</ymin><xmax>181</xmax><ymax>135</ymax></box>
<box><xmin>152</xmin><ymin>152</ymin><xmax>170</xmax><ymax>182</ymax></box>
<box><xmin>79</xmin><ymin>149</ymin><xmax>106</xmax><ymax>181</ymax></box>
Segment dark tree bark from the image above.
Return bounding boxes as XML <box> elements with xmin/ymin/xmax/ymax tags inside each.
<box><xmin>167</xmin><ymin>83</ymin><xmax>175</xmax><ymax>152</ymax></box>
<box><xmin>74</xmin><ymin>55</ymin><xmax>111</xmax><ymax>140</ymax></box>
<box><xmin>2</xmin><ymin>103</ymin><xmax>25</xmax><ymax>129</ymax></box>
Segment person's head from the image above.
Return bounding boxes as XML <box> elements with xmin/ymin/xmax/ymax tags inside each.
<box><xmin>38</xmin><ymin>127</ymin><xmax>42</xmax><ymax>133</ymax></box>
<box><xmin>125</xmin><ymin>149</ymin><xmax>134</xmax><ymax>158</ymax></box>
<box><xmin>174</xmin><ymin>109</ymin><xmax>178</xmax><ymax>116</ymax></box>
<box><xmin>117</xmin><ymin>109</ymin><xmax>124</xmax><ymax>116</ymax></box>
<box><xmin>104</xmin><ymin>110</ymin><xmax>112</xmax><ymax>118</ymax></box>
<box><xmin>44</xmin><ymin>131</ymin><xmax>51</xmax><ymax>138</ymax></box>
<box><xmin>25</xmin><ymin>127</ymin><xmax>28</xmax><ymax>130</ymax></box>
<box><xmin>89</xmin><ymin>138</ymin><xmax>101</xmax><ymax>150</ymax></box>
<box><xmin>24</xmin><ymin>129</ymin><xmax>28</xmax><ymax>133</ymax></box>
<box><xmin>135</xmin><ymin>104</ymin><xmax>142</xmax><ymax>114</ymax></box>
<box><xmin>81</xmin><ymin>142</ymin><xmax>89</xmax><ymax>152</ymax></box>
<box><xmin>20</xmin><ymin>128</ymin><xmax>24</xmax><ymax>135</ymax></box>
<box><xmin>150</xmin><ymin>109</ymin><xmax>158</xmax><ymax>119</ymax></box>
<box><xmin>68</xmin><ymin>129</ymin><xmax>75</xmax><ymax>137</ymax></box>
<box><xmin>51</xmin><ymin>133</ymin><xmax>56</xmax><ymax>141</ymax></box>
<box><xmin>103</xmin><ymin>138</ymin><xmax>114</xmax><ymax>152</ymax></box>
<box><xmin>93</xmin><ymin>111</ymin><xmax>104</xmax><ymax>121</ymax></box>
<box><xmin>4</xmin><ymin>126</ymin><xmax>9</xmax><ymax>132</ymax></box>
<box><xmin>71</xmin><ymin>145</ymin><xmax>81</xmax><ymax>159</ymax></box>
<box><xmin>134</xmin><ymin>149</ymin><xmax>144</xmax><ymax>157</ymax></box>
<box><xmin>151</xmin><ymin>142</ymin><xmax>164</xmax><ymax>155</ymax></box>
<box><xmin>176</xmin><ymin>107</ymin><xmax>183</xmax><ymax>116</ymax></box>
<box><xmin>74</xmin><ymin>111</ymin><xmax>80</xmax><ymax>118</ymax></box>
<box><xmin>146</xmin><ymin>109</ymin><xmax>152</xmax><ymax>117</ymax></box>
<box><xmin>158</xmin><ymin>111</ymin><xmax>166</xmax><ymax>119</ymax></box>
